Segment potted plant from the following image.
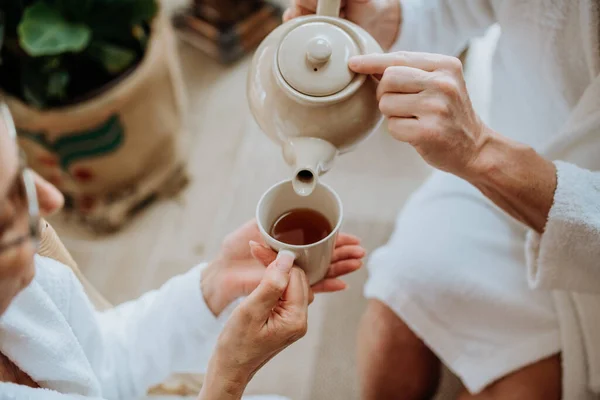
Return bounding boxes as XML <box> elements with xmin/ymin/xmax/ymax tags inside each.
<box><xmin>0</xmin><ymin>0</ymin><xmax>189</xmax><ymax>234</ymax></box>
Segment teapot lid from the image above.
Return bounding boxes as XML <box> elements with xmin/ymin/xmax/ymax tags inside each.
<box><xmin>277</xmin><ymin>21</ymin><xmax>360</xmax><ymax>97</ymax></box>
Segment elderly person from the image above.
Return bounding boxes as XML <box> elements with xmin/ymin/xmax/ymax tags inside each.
<box><xmin>0</xmin><ymin>102</ymin><xmax>365</xmax><ymax>399</ymax></box>
<box><xmin>286</xmin><ymin>0</ymin><xmax>600</xmax><ymax>399</ymax></box>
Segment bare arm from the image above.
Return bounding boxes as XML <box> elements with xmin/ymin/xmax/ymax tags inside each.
<box><xmin>350</xmin><ymin>51</ymin><xmax>600</xmax><ymax>292</ymax></box>
<box><xmin>196</xmin><ymin>361</ymin><xmax>248</xmax><ymax>400</ymax></box>
<box><xmin>467</xmin><ymin>131</ymin><xmax>557</xmax><ymax>233</ymax></box>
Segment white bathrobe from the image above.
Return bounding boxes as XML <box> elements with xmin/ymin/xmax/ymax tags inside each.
<box><xmin>365</xmin><ymin>0</ymin><xmax>600</xmax><ymax>397</ymax></box>
<box><xmin>0</xmin><ymin>255</ymin><xmax>225</xmax><ymax>399</ymax></box>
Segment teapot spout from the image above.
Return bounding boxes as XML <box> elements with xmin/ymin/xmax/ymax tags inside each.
<box><xmin>283</xmin><ymin>138</ymin><xmax>338</xmax><ymax>196</ymax></box>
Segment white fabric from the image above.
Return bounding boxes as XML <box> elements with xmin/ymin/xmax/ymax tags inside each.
<box><xmin>365</xmin><ymin>172</ymin><xmax>562</xmax><ymax>394</ymax></box>
<box><xmin>0</xmin><ymin>256</ymin><xmax>227</xmax><ymax>399</ymax></box>
<box><xmin>525</xmin><ymin>73</ymin><xmax>600</xmax><ymax>293</ymax></box>
<box><xmin>525</xmin><ymin>73</ymin><xmax>600</xmax><ymax>394</ymax></box>
<box><xmin>369</xmin><ymin>0</ymin><xmax>600</xmax><ymax>397</ymax></box>
<box><xmin>526</xmin><ymin>162</ymin><xmax>600</xmax><ymax>293</ymax></box>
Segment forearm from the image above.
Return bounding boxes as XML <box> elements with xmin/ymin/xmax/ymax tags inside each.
<box><xmin>467</xmin><ymin>130</ymin><xmax>557</xmax><ymax>233</ymax></box>
<box><xmin>197</xmin><ymin>357</ymin><xmax>249</xmax><ymax>400</ymax></box>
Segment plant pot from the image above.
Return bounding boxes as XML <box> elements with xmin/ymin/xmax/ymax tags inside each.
<box><xmin>7</xmin><ymin>12</ymin><xmax>189</xmax><ymax>234</ymax></box>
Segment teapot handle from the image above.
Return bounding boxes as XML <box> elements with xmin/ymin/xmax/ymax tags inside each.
<box><xmin>316</xmin><ymin>0</ymin><xmax>341</xmax><ymax>17</ymax></box>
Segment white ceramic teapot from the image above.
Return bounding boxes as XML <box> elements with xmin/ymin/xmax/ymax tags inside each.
<box><xmin>247</xmin><ymin>0</ymin><xmax>384</xmax><ymax>196</ymax></box>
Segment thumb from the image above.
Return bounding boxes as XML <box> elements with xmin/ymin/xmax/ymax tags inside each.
<box><xmin>33</xmin><ymin>171</ymin><xmax>64</xmax><ymax>217</ymax></box>
<box><xmin>244</xmin><ymin>251</ymin><xmax>296</xmax><ymax>318</ymax></box>
<box><xmin>282</xmin><ymin>267</ymin><xmax>310</xmax><ymax>311</ymax></box>
<box><xmin>250</xmin><ymin>241</ymin><xmax>277</xmax><ymax>266</ymax></box>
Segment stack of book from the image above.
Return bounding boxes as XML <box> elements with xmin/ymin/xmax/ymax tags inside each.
<box><xmin>173</xmin><ymin>1</ymin><xmax>284</xmax><ymax>64</ymax></box>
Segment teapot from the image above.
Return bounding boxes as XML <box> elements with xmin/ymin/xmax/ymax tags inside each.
<box><xmin>247</xmin><ymin>0</ymin><xmax>384</xmax><ymax>196</ymax></box>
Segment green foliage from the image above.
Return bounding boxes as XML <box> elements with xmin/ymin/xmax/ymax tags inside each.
<box><xmin>18</xmin><ymin>2</ymin><xmax>91</xmax><ymax>56</ymax></box>
<box><xmin>87</xmin><ymin>41</ymin><xmax>136</xmax><ymax>74</ymax></box>
<box><xmin>0</xmin><ymin>0</ymin><xmax>158</xmax><ymax>109</ymax></box>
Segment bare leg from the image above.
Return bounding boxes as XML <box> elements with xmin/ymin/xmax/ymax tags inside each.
<box><xmin>457</xmin><ymin>354</ymin><xmax>562</xmax><ymax>400</ymax></box>
<box><xmin>357</xmin><ymin>299</ymin><xmax>442</xmax><ymax>400</ymax></box>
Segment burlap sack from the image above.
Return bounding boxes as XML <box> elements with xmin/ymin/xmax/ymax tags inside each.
<box><xmin>8</xmin><ymin>13</ymin><xmax>189</xmax><ymax>234</ymax></box>
<box><xmin>38</xmin><ymin>220</ymin><xmax>204</xmax><ymax>396</ymax></box>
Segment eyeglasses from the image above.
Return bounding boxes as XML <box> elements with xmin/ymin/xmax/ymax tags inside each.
<box><xmin>0</xmin><ymin>103</ymin><xmax>40</xmax><ymax>254</ymax></box>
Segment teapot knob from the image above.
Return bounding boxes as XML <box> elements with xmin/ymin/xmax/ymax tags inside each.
<box><xmin>306</xmin><ymin>37</ymin><xmax>332</xmax><ymax>64</ymax></box>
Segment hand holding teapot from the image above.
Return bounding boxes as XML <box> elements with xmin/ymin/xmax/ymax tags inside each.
<box><xmin>248</xmin><ymin>0</ymin><xmax>385</xmax><ymax>196</ymax></box>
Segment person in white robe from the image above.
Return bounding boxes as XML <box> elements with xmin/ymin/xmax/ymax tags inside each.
<box><xmin>0</xmin><ymin>102</ymin><xmax>365</xmax><ymax>399</ymax></box>
<box><xmin>285</xmin><ymin>1</ymin><xmax>600</xmax><ymax>398</ymax></box>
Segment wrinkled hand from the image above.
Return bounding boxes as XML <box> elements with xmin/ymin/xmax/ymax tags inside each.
<box><xmin>201</xmin><ymin>220</ymin><xmax>365</xmax><ymax>315</ymax></box>
<box><xmin>199</xmin><ymin>252</ymin><xmax>310</xmax><ymax>399</ymax></box>
<box><xmin>349</xmin><ymin>52</ymin><xmax>490</xmax><ymax>178</ymax></box>
<box><xmin>283</xmin><ymin>0</ymin><xmax>401</xmax><ymax>50</ymax></box>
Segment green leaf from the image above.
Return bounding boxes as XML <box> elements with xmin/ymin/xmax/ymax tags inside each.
<box><xmin>18</xmin><ymin>1</ymin><xmax>92</xmax><ymax>57</ymax></box>
<box><xmin>87</xmin><ymin>41</ymin><xmax>136</xmax><ymax>74</ymax></box>
<box><xmin>47</xmin><ymin>70</ymin><xmax>69</xmax><ymax>99</ymax></box>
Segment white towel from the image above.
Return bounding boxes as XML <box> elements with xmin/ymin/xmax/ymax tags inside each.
<box><xmin>0</xmin><ymin>257</ymin><xmax>102</xmax><ymax>396</ymax></box>
<box><xmin>0</xmin><ymin>256</ymin><xmax>225</xmax><ymax>399</ymax></box>
<box><xmin>0</xmin><ymin>256</ymin><xmax>293</xmax><ymax>399</ymax></box>
<box><xmin>520</xmin><ymin>73</ymin><xmax>600</xmax><ymax>399</ymax></box>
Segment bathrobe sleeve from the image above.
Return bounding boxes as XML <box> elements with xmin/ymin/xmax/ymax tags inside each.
<box><xmin>391</xmin><ymin>0</ymin><xmax>496</xmax><ymax>56</ymax></box>
<box><xmin>67</xmin><ymin>264</ymin><xmax>226</xmax><ymax>399</ymax></box>
<box><xmin>0</xmin><ymin>382</ymin><xmax>108</xmax><ymax>399</ymax></box>
<box><xmin>526</xmin><ymin>161</ymin><xmax>600</xmax><ymax>293</ymax></box>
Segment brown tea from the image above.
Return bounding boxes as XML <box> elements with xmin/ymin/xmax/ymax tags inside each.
<box><xmin>270</xmin><ymin>208</ymin><xmax>332</xmax><ymax>246</ymax></box>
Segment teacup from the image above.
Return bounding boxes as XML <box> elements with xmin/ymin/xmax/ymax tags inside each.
<box><xmin>256</xmin><ymin>180</ymin><xmax>343</xmax><ymax>284</ymax></box>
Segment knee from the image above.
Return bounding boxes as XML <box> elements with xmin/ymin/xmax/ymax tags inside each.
<box><xmin>458</xmin><ymin>386</ymin><xmax>558</xmax><ymax>400</ymax></box>
<box><xmin>358</xmin><ymin>300</ymin><xmax>441</xmax><ymax>400</ymax></box>
<box><xmin>360</xmin><ymin>299</ymin><xmax>424</xmax><ymax>351</ymax></box>
<box><xmin>457</xmin><ymin>355</ymin><xmax>562</xmax><ymax>400</ymax></box>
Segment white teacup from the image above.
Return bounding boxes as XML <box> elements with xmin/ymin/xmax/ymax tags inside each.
<box><xmin>256</xmin><ymin>179</ymin><xmax>343</xmax><ymax>284</ymax></box>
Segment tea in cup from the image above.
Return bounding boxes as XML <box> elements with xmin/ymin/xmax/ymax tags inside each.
<box><xmin>256</xmin><ymin>180</ymin><xmax>342</xmax><ymax>284</ymax></box>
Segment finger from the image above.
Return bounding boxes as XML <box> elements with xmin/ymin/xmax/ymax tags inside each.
<box><xmin>386</xmin><ymin>117</ymin><xmax>422</xmax><ymax>143</ymax></box>
<box><xmin>245</xmin><ymin>250</ymin><xmax>295</xmax><ymax>318</ymax></box>
<box><xmin>349</xmin><ymin>52</ymin><xmax>445</xmax><ymax>75</ymax></box>
<box><xmin>243</xmin><ymin>218</ymin><xmax>259</xmax><ymax>232</ymax></box>
<box><xmin>311</xmin><ymin>278</ymin><xmax>347</xmax><ymax>293</ymax></box>
<box><xmin>308</xmin><ymin>288</ymin><xmax>315</xmax><ymax>305</ymax></box>
<box><xmin>331</xmin><ymin>245</ymin><xmax>366</xmax><ymax>263</ymax></box>
<box><xmin>326</xmin><ymin>259</ymin><xmax>362</xmax><ymax>278</ymax></box>
<box><xmin>295</xmin><ymin>0</ymin><xmax>318</xmax><ymax>11</ymax></box>
<box><xmin>235</xmin><ymin>267</ymin><xmax>268</xmax><ymax>296</ymax></box>
<box><xmin>376</xmin><ymin>66</ymin><xmax>429</xmax><ymax>100</ymax></box>
<box><xmin>283</xmin><ymin>5</ymin><xmax>313</xmax><ymax>21</ymax></box>
<box><xmin>282</xmin><ymin>8</ymin><xmax>294</xmax><ymax>21</ymax></box>
<box><xmin>380</xmin><ymin>93</ymin><xmax>427</xmax><ymax>118</ymax></box>
<box><xmin>250</xmin><ymin>241</ymin><xmax>277</xmax><ymax>266</ymax></box>
<box><xmin>33</xmin><ymin>171</ymin><xmax>64</xmax><ymax>217</ymax></box>
<box><xmin>300</xmin><ymin>268</ymin><xmax>310</xmax><ymax>307</ymax></box>
<box><xmin>335</xmin><ymin>233</ymin><xmax>361</xmax><ymax>247</ymax></box>
<box><xmin>282</xmin><ymin>267</ymin><xmax>309</xmax><ymax>310</ymax></box>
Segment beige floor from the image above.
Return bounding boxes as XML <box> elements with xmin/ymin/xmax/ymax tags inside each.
<box><xmin>48</xmin><ymin>21</ymin><xmax>497</xmax><ymax>400</ymax></box>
